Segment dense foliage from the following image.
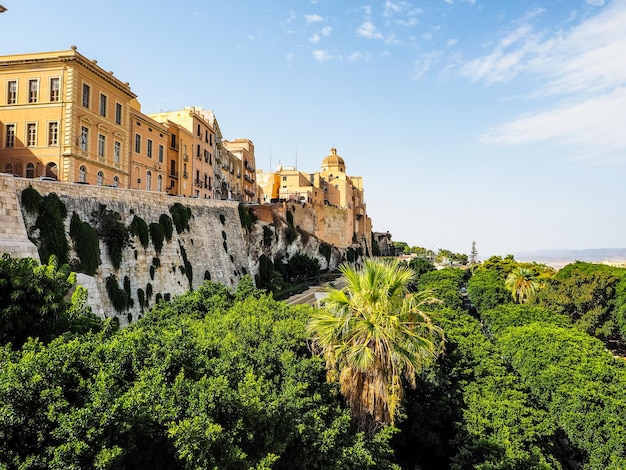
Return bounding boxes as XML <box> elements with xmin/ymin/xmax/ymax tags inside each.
<box><xmin>0</xmin><ymin>277</ymin><xmax>398</xmax><ymax>469</ymax></box>
<box><xmin>0</xmin><ymin>254</ymin><xmax>103</xmax><ymax>349</ymax></box>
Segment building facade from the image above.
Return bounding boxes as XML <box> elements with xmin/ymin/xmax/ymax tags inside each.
<box><xmin>0</xmin><ymin>47</ymin><xmax>135</xmax><ymax>186</ymax></box>
<box><xmin>224</xmin><ymin>139</ymin><xmax>256</xmax><ymax>203</ymax></box>
<box><xmin>256</xmin><ymin>148</ymin><xmax>372</xmax><ymax>249</ymax></box>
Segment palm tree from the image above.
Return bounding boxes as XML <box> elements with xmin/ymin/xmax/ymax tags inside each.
<box><xmin>505</xmin><ymin>267</ymin><xmax>539</xmax><ymax>303</ymax></box>
<box><xmin>306</xmin><ymin>258</ymin><xmax>445</xmax><ymax>434</ymax></box>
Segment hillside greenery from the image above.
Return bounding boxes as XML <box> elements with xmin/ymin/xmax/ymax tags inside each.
<box><xmin>2</xmin><ymin>249</ymin><xmax>626</xmax><ymax>469</ymax></box>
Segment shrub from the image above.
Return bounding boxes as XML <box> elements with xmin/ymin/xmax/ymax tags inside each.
<box><xmin>238</xmin><ymin>204</ymin><xmax>256</xmax><ymax>231</ymax></box>
<box><xmin>159</xmin><ymin>214</ymin><xmax>174</xmax><ymax>241</ymax></box>
<box><xmin>129</xmin><ymin>216</ymin><xmax>149</xmax><ymax>250</ymax></box>
<box><xmin>69</xmin><ymin>212</ymin><xmax>100</xmax><ymax>276</ymax></box>
<box><xmin>170</xmin><ymin>203</ymin><xmax>191</xmax><ymax>233</ymax></box>
<box><xmin>21</xmin><ymin>185</ymin><xmax>42</xmax><ymax>214</ymax></box>
<box><xmin>105</xmin><ymin>274</ymin><xmax>132</xmax><ymax>312</ymax></box>
<box><xmin>149</xmin><ymin>222</ymin><xmax>165</xmax><ymax>254</ymax></box>
<box><xmin>91</xmin><ymin>205</ymin><xmax>129</xmax><ymax>270</ymax></box>
<box><xmin>34</xmin><ymin>193</ymin><xmax>69</xmax><ymax>265</ymax></box>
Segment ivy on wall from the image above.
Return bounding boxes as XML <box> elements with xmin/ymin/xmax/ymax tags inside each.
<box><xmin>69</xmin><ymin>212</ymin><xmax>100</xmax><ymax>276</ymax></box>
<box><xmin>91</xmin><ymin>205</ymin><xmax>129</xmax><ymax>271</ymax></box>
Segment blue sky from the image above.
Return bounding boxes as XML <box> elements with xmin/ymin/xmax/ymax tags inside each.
<box><xmin>2</xmin><ymin>0</ymin><xmax>625</xmax><ymax>258</ymax></box>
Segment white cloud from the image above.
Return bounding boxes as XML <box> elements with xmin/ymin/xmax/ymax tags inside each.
<box><xmin>586</xmin><ymin>0</ymin><xmax>605</xmax><ymax>5</ymax></box>
<box><xmin>473</xmin><ymin>0</ymin><xmax>626</xmax><ymax>161</ymax></box>
<box><xmin>305</xmin><ymin>14</ymin><xmax>324</xmax><ymax>24</ymax></box>
<box><xmin>480</xmin><ymin>87</ymin><xmax>626</xmax><ymax>154</ymax></box>
<box><xmin>412</xmin><ymin>52</ymin><xmax>441</xmax><ymax>79</ymax></box>
<box><xmin>309</xmin><ymin>33</ymin><xmax>320</xmax><ymax>43</ymax></box>
<box><xmin>447</xmin><ymin>38</ymin><xmax>458</xmax><ymax>47</ymax></box>
<box><xmin>321</xmin><ymin>26</ymin><xmax>333</xmax><ymax>36</ymax></box>
<box><xmin>348</xmin><ymin>52</ymin><xmax>365</xmax><ymax>62</ymax></box>
<box><xmin>309</xmin><ymin>25</ymin><xmax>332</xmax><ymax>43</ymax></box>
<box><xmin>422</xmin><ymin>33</ymin><xmax>433</xmax><ymax>40</ymax></box>
<box><xmin>357</xmin><ymin>21</ymin><xmax>383</xmax><ymax>39</ymax></box>
<box><xmin>313</xmin><ymin>50</ymin><xmax>332</xmax><ymax>62</ymax></box>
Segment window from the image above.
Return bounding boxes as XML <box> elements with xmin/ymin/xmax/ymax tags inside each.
<box><xmin>26</xmin><ymin>123</ymin><xmax>37</xmax><ymax>147</ymax></box>
<box><xmin>197</xmin><ymin>124</ymin><xmax>201</xmax><ymax>137</ymax></box>
<box><xmin>28</xmin><ymin>79</ymin><xmax>38</xmax><ymax>103</ymax></box>
<box><xmin>134</xmin><ymin>134</ymin><xmax>141</xmax><ymax>153</ymax></box>
<box><xmin>79</xmin><ymin>165</ymin><xmax>86</xmax><ymax>183</ymax></box>
<box><xmin>48</xmin><ymin>122</ymin><xmax>59</xmax><ymax>146</ymax></box>
<box><xmin>115</xmin><ymin>103</ymin><xmax>122</xmax><ymax>125</ymax></box>
<box><xmin>82</xmin><ymin>83</ymin><xmax>90</xmax><ymax>108</ymax></box>
<box><xmin>196</xmin><ymin>144</ymin><xmax>200</xmax><ymax>159</ymax></box>
<box><xmin>146</xmin><ymin>170</ymin><xmax>152</xmax><ymax>191</ymax></box>
<box><xmin>99</xmin><ymin>94</ymin><xmax>107</xmax><ymax>117</ymax></box>
<box><xmin>157</xmin><ymin>174</ymin><xmax>163</xmax><ymax>192</ymax></box>
<box><xmin>4</xmin><ymin>163</ymin><xmax>13</xmax><ymax>173</ymax></box>
<box><xmin>205</xmin><ymin>129</ymin><xmax>208</xmax><ymax>143</ymax></box>
<box><xmin>98</xmin><ymin>134</ymin><xmax>106</xmax><ymax>157</ymax></box>
<box><xmin>50</xmin><ymin>78</ymin><xmax>60</xmax><ymax>101</ymax></box>
<box><xmin>158</xmin><ymin>144</ymin><xmax>164</xmax><ymax>163</ymax></box>
<box><xmin>147</xmin><ymin>139</ymin><xmax>153</xmax><ymax>158</ymax></box>
<box><xmin>5</xmin><ymin>124</ymin><xmax>15</xmax><ymax>148</ymax></box>
<box><xmin>7</xmin><ymin>80</ymin><xmax>17</xmax><ymax>104</ymax></box>
<box><xmin>113</xmin><ymin>175</ymin><xmax>119</xmax><ymax>187</ymax></box>
<box><xmin>97</xmin><ymin>171</ymin><xmax>104</xmax><ymax>186</ymax></box>
<box><xmin>80</xmin><ymin>126</ymin><xmax>88</xmax><ymax>151</ymax></box>
<box><xmin>26</xmin><ymin>163</ymin><xmax>35</xmax><ymax>178</ymax></box>
<box><xmin>114</xmin><ymin>141</ymin><xmax>121</xmax><ymax>164</ymax></box>
<box><xmin>171</xmin><ymin>133</ymin><xmax>177</xmax><ymax>149</ymax></box>
<box><xmin>282</xmin><ymin>176</ymin><xmax>287</xmax><ymax>181</ymax></box>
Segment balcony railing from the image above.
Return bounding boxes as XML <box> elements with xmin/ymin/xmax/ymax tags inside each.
<box><xmin>169</xmin><ymin>170</ymin><xmax>179</xmax><ymax>179</ymax></box>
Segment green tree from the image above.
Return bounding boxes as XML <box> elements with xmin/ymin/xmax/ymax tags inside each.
<box><xmin>307</xmin><ymin>259</ymin><xmax>445</xmax><ymax>434</ymax></box>
<box><xmin>505</xmin><ymin>267</ymin><xmax>539</xmax><ymax>304</ymax></box>
<box><xmin>0</xmin><ymin>254</ymin><xmax>102</xmax><ymax>348</ymax></box>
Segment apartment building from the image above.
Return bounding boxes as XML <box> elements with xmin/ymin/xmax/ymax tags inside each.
<box><xmin>0</xmin><ymin>47</ymin><xmax>135</xmax><ymax>186</ymax></box>
<box><xmin>223</xmin><ymin>138</ymin><xmax>256</xmax><ymax>203</ymax></box>
<box><xmin>150</xmin><ymin>107</ymin><xmax>216</xmax><ymax>199</ymax></box>
<box><xmin>129</xmin><ymin>100</ymin><xmax>168</xmax><ymax>192</ymax></box>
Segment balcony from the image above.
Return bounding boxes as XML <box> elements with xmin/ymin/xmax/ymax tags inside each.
<box><xmin>169</xmin><ymin>170</ymin><xmax>179</xmax><ymax>179</ymax></box>
<box><xmin>183</xmin><ymin>155</ymin><xmax>189</xmax><ymax>162</ymax></box>
<box><xmin>194</xmin><ymin>179</ymin><xmax>203</xmax><ymax>188</ymax></box>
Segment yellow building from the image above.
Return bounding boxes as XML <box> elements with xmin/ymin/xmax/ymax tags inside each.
<box><xmin>129</xmin><ymin>100</ymin><xmax>168</xmax><ymax>192</ymax></box>
<box><xmin>259</xmin><ymin>148</ymin><xmax>372</xmax><ymax>248</ymax></box>
<box><xmin>0</xmin><ymin>47</ymin><xmax>135</xmax><ymax>186</ymax></box>
<box><xmin>150</xmin><ymin>107</ymin><xmax>216</xmax><ymax>199</ymax></box>
<box><xmin>224</xmin><ymin>139</ymin><xmax>256</xmax><ymax>203</ymax></box>
<box><xmin>160</xmin><ymin>120</ymin><xmax>193</xmax><ymax>197</ymax></box>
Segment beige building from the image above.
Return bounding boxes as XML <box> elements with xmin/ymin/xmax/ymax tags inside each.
<box><xmin>0</xmin><ymin>47</ymin><xmax>135</xmax><ymax>186</ymax></box>
<box><xmin>257</xmin><ymin>148</ymin><xmax>372</xmax><ymax>248</ymax></box>
<box><xmin>224</xmin><ymin>139</ymin><xmax>256</xmax><ymax>203</ymax></box>
<box><xmin>129</xmin><ymin>100</ymin><xmax>168</xmax><ymax>192</ymax></box>
<box><xmin>150</xmin><ymin>107</ymin><xmax>216</xmax><ymax>199</ymax></box>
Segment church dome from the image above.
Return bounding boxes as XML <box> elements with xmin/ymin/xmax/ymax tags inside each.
<box><xmin>322</xmin><ymin>148</ymin><xmax>345</xmax><ymax>172</ymax></box>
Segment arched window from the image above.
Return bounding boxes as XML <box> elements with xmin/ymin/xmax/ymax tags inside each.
<box><xmin>97</xmin><ymin>171</ymin><xmax>104</xmax><ymax>186</ymax></box>
<box><xmin>46</xmin><ymin>162</ymin><xmax>58</xmax><ymax>179</ymax></box>
<box><xmin>79</xmin><ymin>165</ymin><xmax>87</xmax><ymax>183</ymax></box>
<box><xmin>157</xmin><ymin>174</ymin><xmax>163</xmax><ymax>192</ymax></box>
<box><xmin>26</xmin><ymin>163</ymin><xmax>35</xmax><ymax>178</ymax></box>
<box><xmin>146</xmin><ymin>170</ymin><xmax>152</xmax><ymax>191</ymax></box>
<box><xmin>113</xmin><ymin>175</ymin><xmax>119</xmax><ymax>188</ymax></box>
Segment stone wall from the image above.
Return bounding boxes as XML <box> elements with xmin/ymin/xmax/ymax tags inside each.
<box><xmin>7</xmin><ymin>175</ymin><xmax>250</xmax><ymax>325</ymax></box>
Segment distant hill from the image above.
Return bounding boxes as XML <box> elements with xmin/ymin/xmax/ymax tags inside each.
<box><xmin>514</xmin><ymin>248</ymin><xmax>626</xmax><ymax>268</ymax></box>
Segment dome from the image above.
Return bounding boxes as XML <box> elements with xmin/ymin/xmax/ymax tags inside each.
<box><xmin>322</xmin><ymin>148</ymin><xmax>345</xmax><ymax>172</ymax></box>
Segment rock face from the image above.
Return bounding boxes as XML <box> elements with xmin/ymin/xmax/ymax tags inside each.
<box><xmin>2</xmin><ymin>174</ymin><xmax>360</xmax><ymax>325</ymax></box>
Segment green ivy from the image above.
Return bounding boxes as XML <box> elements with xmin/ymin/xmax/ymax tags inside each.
<box><xmin>159</xmin><ymin>213</ymin><xmax>174</xmax><ymax>241</ymax></box>
<box><xmin>238</xmin><ymin>204</ymin><xmax>256</xmax><ymax>231</ymax></box>
<box><xmin>34</xmin><ymin>193</ymin><xmax>69</xmax><ymax>266</ymax></box>
<box><xmin>149</xmin><ymin>222</ymin><xmax>165</xmax><ymax>254</ymax></box>
<box><xmin>21</xmin><ymin>185</ymin><xmax>42</xmax><ymax>214</ymax></box>
<box><xmin>179</xmin><ymin>242</ymin><xmax>193</xmax><ymax>289</ymax></box>
<box><xmin>91</xmin><ymin>205</ymin><xmax>129</xmax><ymax>270</ymax></box>
<box><xmin>105</xmin><ymin>274</ymin><xmax>132</xmax><ymax>312</ymax></box>
<box><xmin>69</xmin><ymin>212</ymin><xmax>100</xmax><ymax>276</ymax></box>
<box><xmin>129</xmin><ymin>216</ymin><xmax>150</xmax><ymax>250</ymax></box>
<box><xmin>170</xmin><ymin>203</ymin><xmax>191</xmax><ymax>234</ymax></box>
